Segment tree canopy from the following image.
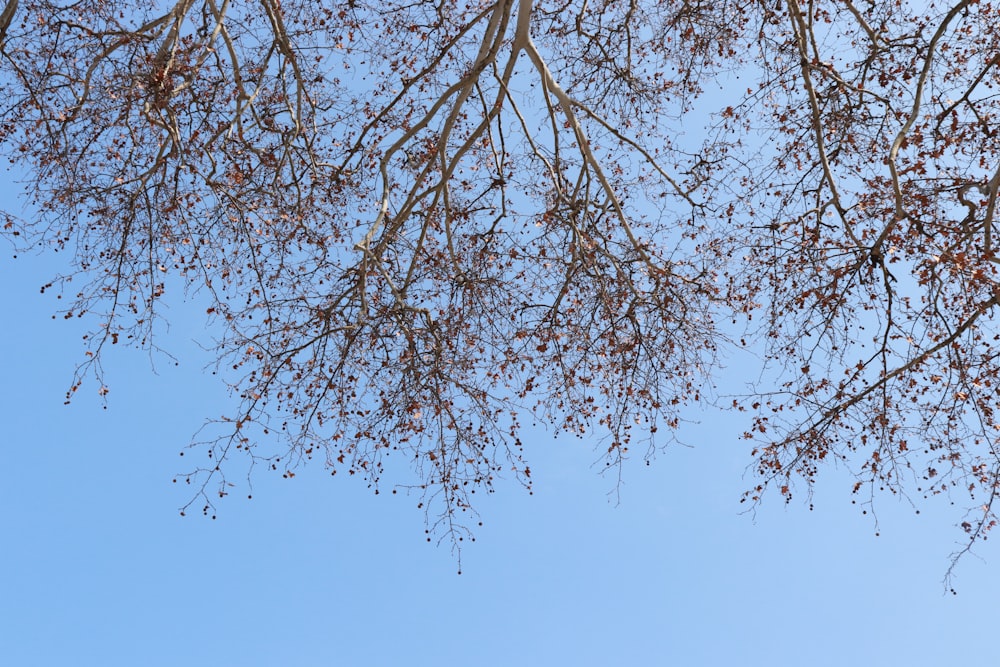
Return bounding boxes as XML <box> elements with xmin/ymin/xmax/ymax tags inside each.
<box><xmin>2</xmin><ymin>0</ymin><xmax>1000</xmax><ymax>576</ymax></box>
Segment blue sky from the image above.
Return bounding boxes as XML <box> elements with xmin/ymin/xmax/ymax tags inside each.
<box><xmin>3</xmin><ymin>191</ymin><xmax>1000</xmax><ymax>666</ymax></box>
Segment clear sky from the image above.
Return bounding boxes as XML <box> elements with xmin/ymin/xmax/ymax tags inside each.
<box><xmin>4</xmin><ymin>211</ymin><xmax>1000</xmax><ymax>666</ymax></box>
<box><xmin>2</xmin><ymin>147</ymin><xmax>1000</xmax><ymax>667</ymax></box>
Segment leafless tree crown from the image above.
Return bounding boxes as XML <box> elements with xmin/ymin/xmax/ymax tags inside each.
<box><xmin>2</xmin><ymin>0</ymin><xmax>1000</xmax><ymax>577</ymax></box>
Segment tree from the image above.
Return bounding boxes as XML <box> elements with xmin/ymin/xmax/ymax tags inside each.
<box><xmin>1</xmin><ymin>0</ymin><xmax>999</xmax><ymax>578</ymax></box>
